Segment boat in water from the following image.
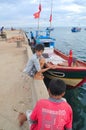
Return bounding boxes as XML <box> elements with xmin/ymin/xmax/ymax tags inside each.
<box><xmin>71</xmin><ymin>27</ymin><xmax>81</xmax><ymax>32</ymax></box>
<box><xmin>36</xmin><ymin>28</ymin><xmax>56</xmax><ymax>48</ymax></box>
<box><xmin>43</xmin><ymin>48</ymin><xmax>86</xmax><ymax>88</ymax></box>
<box><xmin>29</xmin><ymin>29</ymin><xmax>86</xmax><ymax>88</ymax></box>
<box><xmin>29</xmin><ymin>27</ymin><xmax>56</xmax><ymax>53</ymax></box>
<box><xmin>28</xmin><ymin>1</ymin><xmax>86</xmax><ymax>88</ymax></box>
<box><xmin>29</xmin><ymin>0</ymin><xmax>56</xmax><ymax>50</ymax></box>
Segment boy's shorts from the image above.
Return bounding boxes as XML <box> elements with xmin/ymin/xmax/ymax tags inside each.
<box><xmin>29</xmin><ymin>67</ymin><xmax>37</xmax><ymax>77</ymax></box>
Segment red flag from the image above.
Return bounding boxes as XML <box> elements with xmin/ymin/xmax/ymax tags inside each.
<box><xmin>39</xmin><ymin>4</ymin><xmax>41</xmax><ymax>12</ymax></box>
<box><xmin>49</xmin><ymin>14</ymin><xmax>52</xmax><ymax>22</ymax></box>
<box><xmin>33</xmin><ymin>11</ymin><xmax>40</xmax><ymax>19</ymax></box>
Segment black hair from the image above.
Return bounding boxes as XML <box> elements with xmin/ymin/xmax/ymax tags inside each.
<box><xmin>35</xmin><ymin>44</ymin><xmax>44</xmax><ymax>51</ymax></box>
<box><xmin>48</xmin><ymin>79</ymin><xmax>66</xmax><ymax>96</ymax></box>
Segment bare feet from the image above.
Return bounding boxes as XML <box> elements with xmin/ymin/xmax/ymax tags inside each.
<box><xmin>34</xmin><ymin>73</ymin><xmax>44</xmax><ymax>80</ymax></box>
<box><xmin>34</xmin><ymin>75</ymin><xmax>44</xmax><ymax>80</ymax></box>
<box><xmin>18</xmin><ymin>112</ymin><xmax>27</xmax><ymax>126</ymax></box>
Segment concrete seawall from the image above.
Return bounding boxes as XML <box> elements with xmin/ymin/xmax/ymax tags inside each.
<box><xmin>0</xmin><ymin>30</ymin><xmax>48</xmax><ymax>130</ymax></box>
<box><xmin>0</xmin><ymin>29</ymin><xmax>48</xmax><ymax>130</ymax></box>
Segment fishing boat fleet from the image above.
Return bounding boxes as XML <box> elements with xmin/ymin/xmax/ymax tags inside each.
<box><xmin>27</xmin><ymin>2</ymin><xmax>86</xmax><ymax>89</ymax></box>
<box><xmin>71</xmin><ymin>27</ymin><xmax>86</xmax><ymax>32</ymax></box>
<box><xmin>71</xmin><ymin>27</ymin><xmax>81</xmax><ymax>32</ymax></box>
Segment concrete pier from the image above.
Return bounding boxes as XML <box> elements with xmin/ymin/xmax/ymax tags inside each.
<box><xmin>0</xmin><ymin>29</ymin><xmax>48</xmax><ymax>130</ymax></box>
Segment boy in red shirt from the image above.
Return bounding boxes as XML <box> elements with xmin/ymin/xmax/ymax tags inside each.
<box><xmin>18</xmin><ymin>79</ymin><xmax>73</xmax><ymax>130</ymax></box>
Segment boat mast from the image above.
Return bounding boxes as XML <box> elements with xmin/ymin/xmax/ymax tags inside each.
<box><xmin>38</xmin><ymin>0</ymin><xmax>41</xmax><ymax>30</ymax></box>
<box><xmin>38</xmin><ymin>16</ymin><xmax>39</xmax><ymax>30</ymax></box>
<box><xmin>49</xmin><ymin>0</ymin><xmax>53</xmax><ymax>27</ymax></box>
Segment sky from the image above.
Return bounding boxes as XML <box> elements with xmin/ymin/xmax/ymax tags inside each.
<box><xmin>0</xmin><ymin>0</ymin><xmax>86</xmax><ymax>28</ymax></box>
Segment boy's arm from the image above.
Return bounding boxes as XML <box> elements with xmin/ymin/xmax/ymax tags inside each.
<box><xmin>29</xmin><ymin>101</ymin><xmax>40</xmax><ymax>125</ymax></box>
<box><xmin>39</xmin><ymin>63</ymin><xmax>57</xmax><ymax>73</ymax></box>
<box><xmin>39</xmin><ymin>66</ymin><xmax>51</xmax><ymax>73</ymax></box>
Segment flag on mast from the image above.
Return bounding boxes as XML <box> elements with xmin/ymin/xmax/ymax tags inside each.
<box><xmin>49</xmin><ymin>14</ymin><xmax>52</xmax><ymax>22</ymax></box>
<box><xmin>39</xmin><ymin>4</ymin><xmax>42</xmax><ymax>12</ymax></box>
<box><xmin>33</xmin><ymin>11</ymin><xmax>40</xmax><ymax>19</ymax></box>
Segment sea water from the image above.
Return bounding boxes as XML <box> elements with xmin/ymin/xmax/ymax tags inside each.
<box><xmin>25</xmin><ymin>27</ymin><xmax>86</xmax><ymax>130</ymax></box>
<box><xmin>51</xmin><ymin>27</ymin><xmax>86</xmax><ymax>130</ymax></box>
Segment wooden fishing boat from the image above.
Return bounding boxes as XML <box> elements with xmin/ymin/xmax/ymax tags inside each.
<box><xmin>34</xmin><ymin>29</ymin><xmax>86</xmax><ymax>88</ymax></box>
<box><xmin>29</xmin><ymin>28</ymin><xmax>56</xmax><ymax>53</ymax></box>
<box><xmin>29</xmin><ymin>0</ymin><xmax>56</xmax><ymax>51</ymax></box>
<box><xmin>43</xmin><ymin>48</ymin><xmax>86</xmax><ymax>88</ymax></box>
<box><xmin>36</xmin><ymin>28</ymin><xmax>56</xmax><ymax>47</ymax></box>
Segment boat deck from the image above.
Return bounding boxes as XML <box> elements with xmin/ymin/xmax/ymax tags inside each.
<box><xmin>43</xmin><ymin>48</ymin><xmax>86</xmax><ymax>68</ymax></box>
<box><xmin>44</xmin><ymin>48</ymin><xmax>68</xmax><ymax>65</ymax></box>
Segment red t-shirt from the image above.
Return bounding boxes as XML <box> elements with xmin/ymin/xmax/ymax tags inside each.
<box><xmin>30</xmin><ymin>99</ymin><xmax>72</xmax><ymax>130</ymax></box>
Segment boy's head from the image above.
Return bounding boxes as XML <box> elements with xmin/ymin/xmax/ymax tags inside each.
<box><xmin>35</xmin><ymin>44</ymin><xmax>44</xmax><ymax>56</ymax></box>
<box><xmin>48</xmin><ymin>79</ymin><xmax>66</xmax><ymax>96</ymax></box>
<box><xmin>35</xmin><ymin>44</ymin><xmax>44</xmax><ymax>51</ymax></box>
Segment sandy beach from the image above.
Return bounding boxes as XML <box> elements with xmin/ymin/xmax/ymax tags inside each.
<box><xmin>0</xmin><ymin>30</ymin><xmax>33</xmax><ymax>130</ymax></box>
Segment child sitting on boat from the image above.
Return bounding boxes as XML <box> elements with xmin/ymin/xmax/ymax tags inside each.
<box><xmin>23</xmin><ymin>44</ymin><xmax>55</xmax><ymax>79</ymax></box>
